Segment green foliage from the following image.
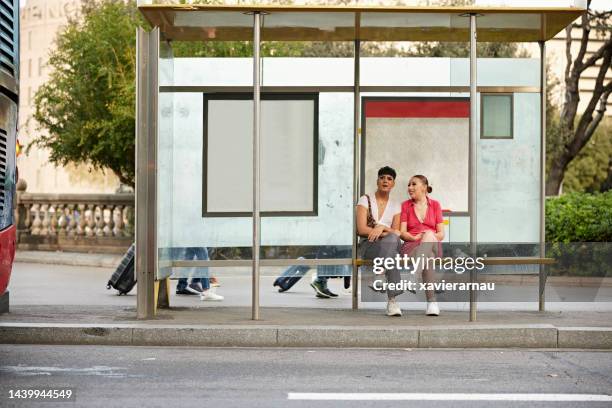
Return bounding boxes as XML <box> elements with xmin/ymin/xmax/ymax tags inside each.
<box><xmin>563</xmin><ymin>119</ymin><xmax>612</xmax><ymax>193</ymax></box>
<box><xmin>33</xmin><ymin>0</ymin><xmax>145</xmax><ymax>187</ymax></box>
<box><xmin>546</xmin><ymin>242</ymin><xmax>610</xmax><ymax>277</ymax></box>
<box><xmin>545</xmin><ymin>191</ymin><xmax>612</xmax><ymax>242</ymax></box>
<box><xmin>409</xmin><ymin>41</ymin><xmax>529</xmax><ymax>58</ymax></box>
<box><xmin>173</xmin><ymin>40</ymin><xmax>413</xmax><ymax>58</ymax></box>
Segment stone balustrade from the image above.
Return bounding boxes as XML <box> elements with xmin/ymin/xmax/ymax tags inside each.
<box><xmin>15</xmin><ymin>180</ymin><xmax>134</xmax><ymax>254</ymax></box>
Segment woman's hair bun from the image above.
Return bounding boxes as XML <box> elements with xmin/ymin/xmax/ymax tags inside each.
<box><xmin>427</xmin><ymin>186</ymin><xmax>433</xmax><ymax>194</ymax></box>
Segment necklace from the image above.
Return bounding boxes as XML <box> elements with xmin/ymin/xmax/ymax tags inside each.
<box><xmin>414</xmin><ymin>199</ymin><xmax>427</xmax><ymax>222</ymax></box>
<box><xmin>415</xmin><ymin>199</ymin><xmax>427</xmax><ymax>208</ymax></box>
<box><xmin>375</xmin><ymin>194</ymin><xmax>388</xmax><ymax>220</ymax></box>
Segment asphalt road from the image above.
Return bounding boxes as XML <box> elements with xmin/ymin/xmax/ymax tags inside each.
<box><xmin>1</xmin><ymin>346</ymin><xmax>611</xmax><ymax>408</ymax></box>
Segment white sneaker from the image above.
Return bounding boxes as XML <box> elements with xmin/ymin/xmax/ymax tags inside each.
<box><xmin>200</xmin><ymin>290</ymin><xmax>224</xmax><ymax>301</ymax></box>
<box><xmin>386</xmin><ymin>299</ymin><xmax>402</xmax><ymax>317</ymax></box>
<box><xmin>426</xmin><ymin>301</ymin><xmax>440</xmax><ymax>316</ymax></box>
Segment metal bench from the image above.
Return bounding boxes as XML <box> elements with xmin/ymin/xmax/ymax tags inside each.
<box><xmin>354</xmin><ymin>256</ymin><xmax>555</xmax><ymax>321</ymax></box>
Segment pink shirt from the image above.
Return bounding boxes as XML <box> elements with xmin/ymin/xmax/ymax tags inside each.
<box><xmin>400</xmin><ymin>197</ymin><xmax>444</xmax><ymax>235</ymax></box>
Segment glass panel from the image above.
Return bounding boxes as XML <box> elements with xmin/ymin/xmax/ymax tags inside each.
<box><xmin>448</xmin><ymin>13</ymin><xmax>541</xmax><ymax>42</ymax></box>
<box><xmin>361</xmin><ymin>57</ymin><xmax>452</xmax><ymax>87</ymax></box>
<box><xmin>168</xmin><ymin>92</ymin><xmax>251</xmax><ymax>247</ymax></box>
<box><xmin>170</xmin><ymin>11</ymin><xmax>253</xmax><ymax>41</ymax></box>
<box><xmin>449</xmin><ymin>54</ymin><xmax>540</xmax><ymax>245</ymax></box>
<box><xmin>261</xmin><ymin>92</ymin><xmax>354</xmax><ymax>307</ymax></box>
<box><xmin>157</xmin><ymin>89</ymin><xmax>253</xmax><ymax>306</ymax></box>
<box><xmin>259</xmin><ymin>93</ymin><xmax>354</xmax><ymax>258</ymax></box>
<box><xmin>361</xmin><ymin>12</ymin><xmax>451</xmax><ymax>41</ymax></box>
<box><xmin>481</xmin><ymin>94</ymin><xmax>512</xmax><ymax>139</ymax></box>
<box><xmin>139</xmin><ymin>0</ymin><xmax>586</xmax><ymax>6</ymax></box>
<box><xmin>473</xmin><ymin>0</ymin><xmax>584</xmax><ymax>5</ymax></box>
<box><xmin>138</xmin><ymin>4</ymin><xmax>583</xmax><ymax>42</ymax></box>
<box><xmin>173</xmin><ymin>11</ymin><xmax>252</xmax><ymax>28</ymax></box>
<box><xmin>477</xmin><ymin>93</ymin><xmax>540</xmax><ymax>243</ymax></box>
<box><xmin>157</xmin><ymin>40</ymin><xmax>174</xmax><ymax>281</ymax></box>
<box><xmin>263</xmin><ymin>265</ymin><xmax>352</xmax><ymax>308</ymax></box>
<box><xmin>262</xmin><ymin>12</ymin><xmax>355</xmax><ymax>41</ymax></box>
<box><xmin>153</xmin><ymin>50</ymin><xmax>543</xmax><ymax>312</ymax></box>
<box><xmin>447</xmin><ymin>216</ymin><xmax>470</xmax><ymax>243</ymax></box>
<box><xmin>362</xmin><ymin>12</ymin><xmax>450</xmax><ymax>28</ymax></box>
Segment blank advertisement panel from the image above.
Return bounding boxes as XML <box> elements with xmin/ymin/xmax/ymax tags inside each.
<box><xmin>204</xmin><ymin>94</ymin><xmax>317</xmax><ymax>216</ymax></box>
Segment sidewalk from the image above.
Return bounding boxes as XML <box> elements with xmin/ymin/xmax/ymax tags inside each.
<box><xmin>2</xmin><ymin>252</ymin><xmax>612</xmax><ymax>349</ymax></box>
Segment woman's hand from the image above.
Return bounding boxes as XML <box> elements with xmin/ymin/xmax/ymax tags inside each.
<box><xmin>409</xmin><ymin>232</ymin><xmax>423</xmax><ymax>242</ymax></box>
<box><xmin>368</xmin><ymin>225</ymin><xmax>385</xmax><ymax>242</ymax></box>
<box><xmin>435</xmin><ymin>222</ymin><xmax>445</xmax><ymax>242</ymax></box>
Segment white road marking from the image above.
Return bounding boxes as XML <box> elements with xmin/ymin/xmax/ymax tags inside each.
<box><xmin>288</xmin><ymin>393</ymin><xmax>612</xmax><ymax>401</ymax></box>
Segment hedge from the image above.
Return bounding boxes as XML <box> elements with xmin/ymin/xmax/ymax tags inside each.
<box><xmin>545</xmin><ymin>191</ymin><xmax>612</xmax><ymax>243</ymax></box>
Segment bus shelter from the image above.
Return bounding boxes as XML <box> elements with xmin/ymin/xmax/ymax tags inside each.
<box><xmin>135</xmin><ymin>2</ymin><xmax>585</xmax><ymax>319</ymax></box>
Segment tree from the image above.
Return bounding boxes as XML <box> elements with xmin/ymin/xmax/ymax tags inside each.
<box><xmin>33</xmin><ymin>0</ymin><xmax>145</xmax><ymax>187</ymax></box>
<box><xmin>410</xmin><ymin>41</ymin><xmax>528</xmax><ymax>58</ymax></box>
<box><xmin>562</xmin><ymin>118</ymin><xmax>612</xmax><ymax>193</ymax></box>
<box><xmin>546</xmin><ymin>1</ymin><xmax>612</xmax><ymax>195</ymax></box>
<box><xmin>601</xmin><ymin>158</ymin><xmax>612</xmax><ymax>192</ymax></box>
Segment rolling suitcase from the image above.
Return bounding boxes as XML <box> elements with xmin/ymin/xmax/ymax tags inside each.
<box><xmin>106</xmin><ymin>243</ymin><xmax>136</xmax><ymax>295</ymax></box>
<box><xmin>273</xmin><ymin>262</ymin><xmax>311</xmax><ymax>292</ymax></box>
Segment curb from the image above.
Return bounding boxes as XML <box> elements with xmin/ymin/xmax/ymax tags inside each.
<box><xmin>1</xmin><ymin>323</ymin><xmax>611</xmax><ymax>348</ymax></box>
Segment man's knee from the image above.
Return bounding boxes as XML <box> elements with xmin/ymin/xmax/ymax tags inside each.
<box><xmin>380</xmin><ymin>233</ymin><xmax>401</xmax><ymax>254</ymax></box>
<box><xmin>381</xmin><ymin>234</ymin><xmax>401</xmax><ymax>244</ymax></box>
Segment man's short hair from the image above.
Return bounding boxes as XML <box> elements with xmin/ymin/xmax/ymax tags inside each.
<box><xmin>377</xmin><ymin>166</ymin><xmax>397</xmax><ymax>180</ymax></box>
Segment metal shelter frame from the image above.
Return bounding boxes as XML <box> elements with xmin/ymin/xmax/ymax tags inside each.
<box><xmin>135</xmin><ymin>4</ymin><xmax>584</xmax><ymax>320</ymax></box>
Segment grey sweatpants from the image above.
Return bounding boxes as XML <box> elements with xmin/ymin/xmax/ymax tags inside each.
<box><xmin>359</xmin><ymin>234</ymin><xmax>403</xmax><ymax>299</ymax></box>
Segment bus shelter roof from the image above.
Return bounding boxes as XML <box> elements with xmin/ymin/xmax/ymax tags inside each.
<box><xmin>138</xmin><ymin>4</ymin><xmax>585</xmax><ymax>43</ymax></box>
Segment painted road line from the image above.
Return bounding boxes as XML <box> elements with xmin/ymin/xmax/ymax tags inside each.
<box><xmin>288</xmin><ymin>393</ymin><xmax>612</xmax><ymax>401</ymax></box>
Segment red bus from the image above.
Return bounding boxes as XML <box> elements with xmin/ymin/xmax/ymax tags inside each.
<box><xmin>0</xmin><ymin>0</ymin><xmax>19</xmax><ymax>311</ymax></box>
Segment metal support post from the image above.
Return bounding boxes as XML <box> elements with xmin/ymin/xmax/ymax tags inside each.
<box><xmin>252</xmin><ymin>12</ymin><xmax>261</xmax><ymax>320</ymax></box>
<box><xmin>469</xmin><ymin>14</ymin><xmax>478</xmax><ymax>322</ymax></box>
<box><xmin>352</xmin><ymin>39</ymin><xmax>361</xmax><ymax>310</ymax></box>
<box><xmin>539</xmin><ymin>40</ymin><xmax>547</xmax><ymax>312</ymax></box>
<box><xmin>136</xmin><ymin>27</ymin><xmax>159</xmax><ymax>319</ymax></box>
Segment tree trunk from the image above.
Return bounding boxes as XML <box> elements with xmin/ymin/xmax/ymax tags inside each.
<box><xmin>546</xmin><ymin>161</ymin><xmax>567</xmax><ymax>196</ymax></box>
<box><xmin>601</xmin><ymin>159</ymin><xmax>612</xmax><ymax>192</ymax></box>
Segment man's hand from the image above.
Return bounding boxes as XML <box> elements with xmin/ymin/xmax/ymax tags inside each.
<box><xmin>368</xmin><ymin>225</ymin><xmax>385</xmax><ymax>242</ymax></box>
